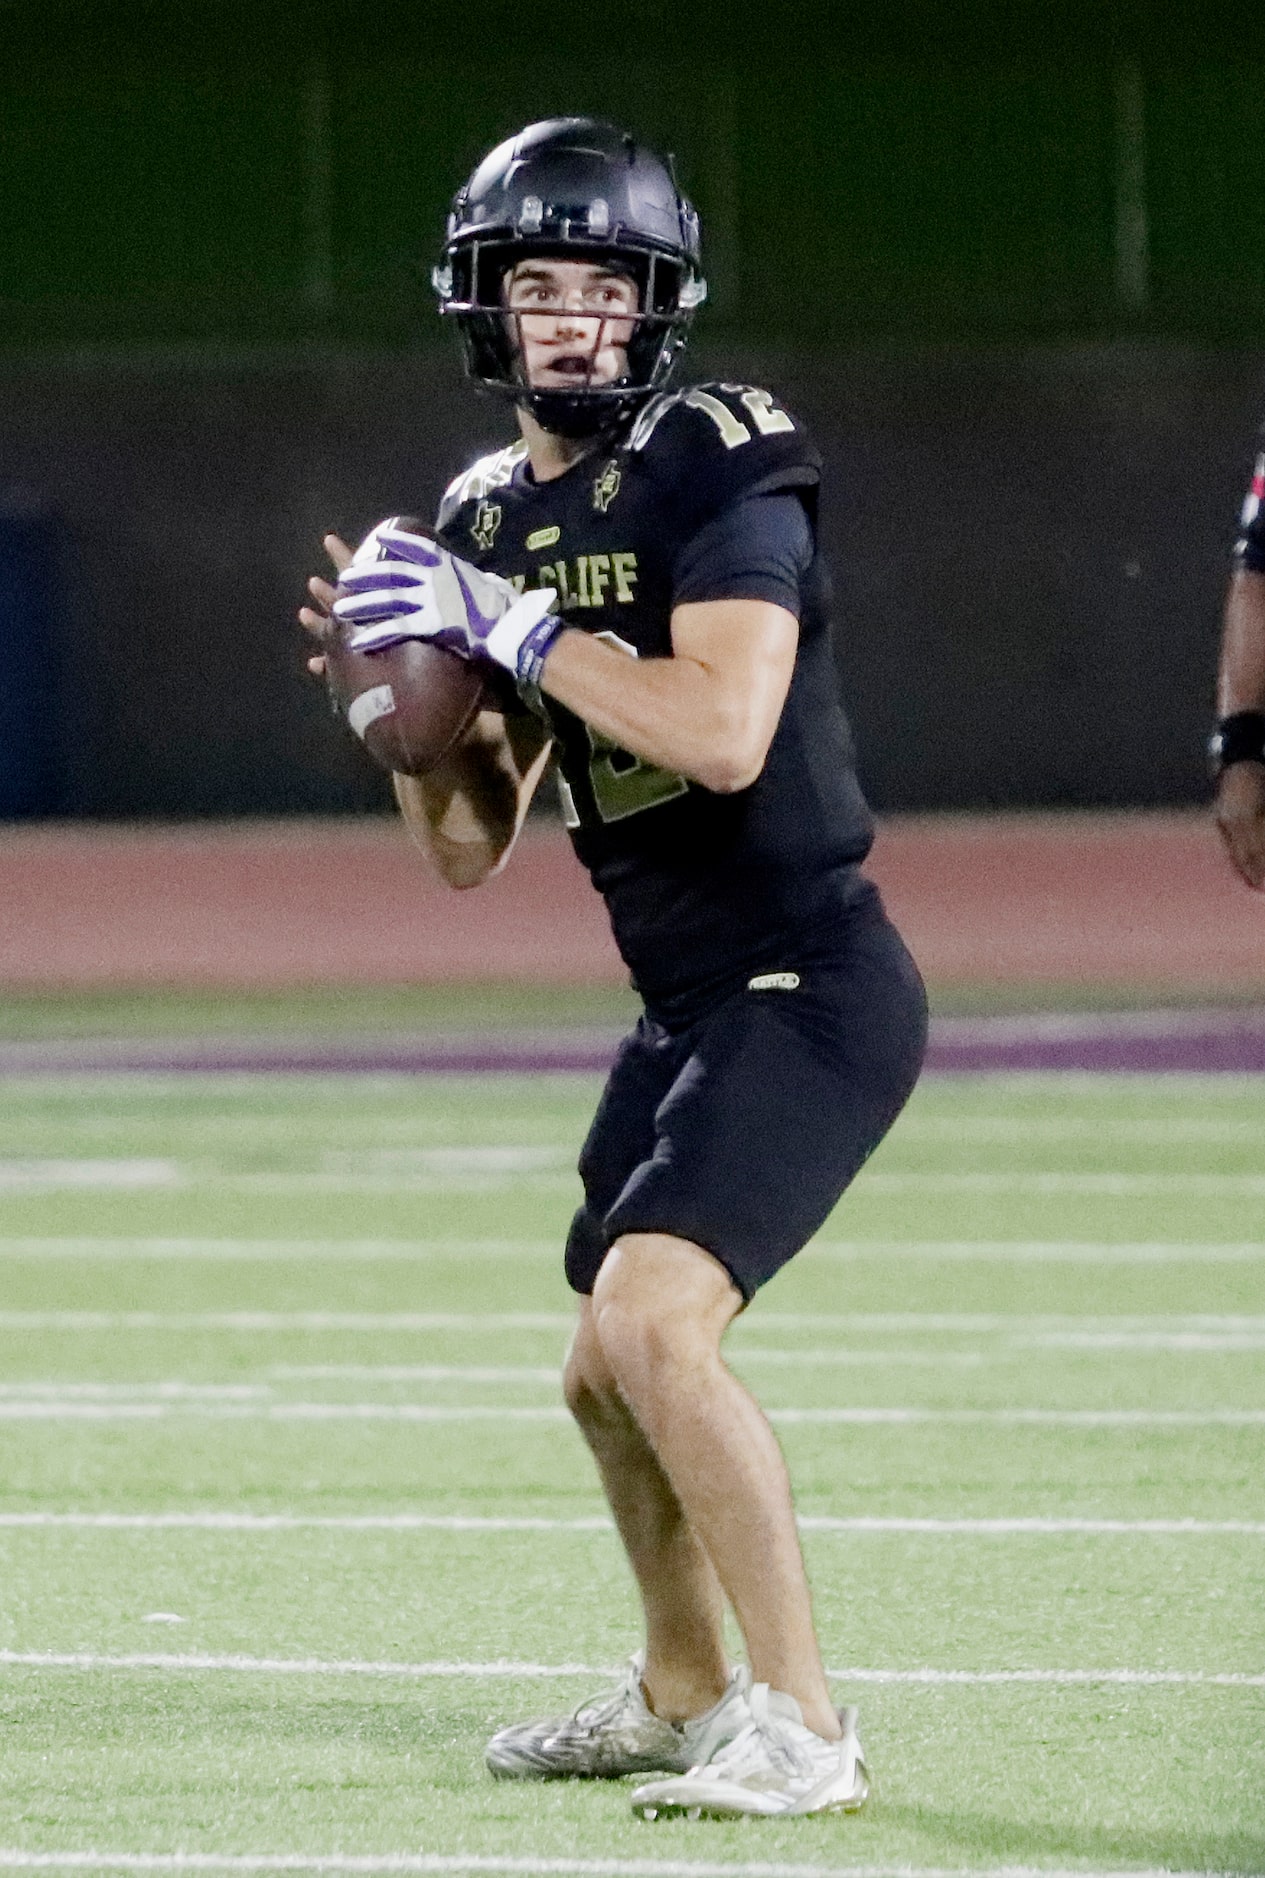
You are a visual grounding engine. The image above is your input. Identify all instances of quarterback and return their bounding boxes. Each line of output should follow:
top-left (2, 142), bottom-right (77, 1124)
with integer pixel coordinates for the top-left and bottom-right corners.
top-left (301, 118), bottom-right (927, 1819)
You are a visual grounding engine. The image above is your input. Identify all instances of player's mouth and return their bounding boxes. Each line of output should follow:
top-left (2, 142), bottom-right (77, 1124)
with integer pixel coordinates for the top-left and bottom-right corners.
top-left (544, 352), bottom-right (599, 380)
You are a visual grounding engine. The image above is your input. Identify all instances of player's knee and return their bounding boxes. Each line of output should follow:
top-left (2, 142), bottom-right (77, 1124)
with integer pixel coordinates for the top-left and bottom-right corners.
top-left (590, 1251), bottom-right (719, 1393)
top-left (561, 1326), bottom-right (625, 1430)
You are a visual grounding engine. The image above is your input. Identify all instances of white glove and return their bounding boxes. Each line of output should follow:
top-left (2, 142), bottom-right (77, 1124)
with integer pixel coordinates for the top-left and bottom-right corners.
top-left (332, 520), bottom-right (562, 689)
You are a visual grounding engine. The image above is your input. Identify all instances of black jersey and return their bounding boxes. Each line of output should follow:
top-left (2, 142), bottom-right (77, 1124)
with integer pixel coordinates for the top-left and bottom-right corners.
top-left (436, 382), bottom-right (875, 1022)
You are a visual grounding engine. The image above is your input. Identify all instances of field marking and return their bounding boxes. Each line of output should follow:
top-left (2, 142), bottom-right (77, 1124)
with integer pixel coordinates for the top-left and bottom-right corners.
top-left (864, 1172), bottom-right (1265, 1195)
top-left (272, 1365), bottom-right (562, 1383)
top-left (5, 1310), bottom-right (1265, 1333)
top-left (22, 1164), bottom-right (1252, 1199)
top-left (0, 1384), bottom-right (267, 1400)
top-left (4, 1237), bottom-right (1263, 1263)
top-left (0, 1400), bottom-right (1261, 1427)
top-left (0, 1855), bottom-right (1241, 1878)
top-left (0, 1312), bottom-right (576, 1331)
top-left (0, 1160), bottom-right (182, 1192)
top-left (814, 1241), bottom-right (1265, 1263)
top-left (1, 1650), bottom-right (1261, 1689)
top-left (0, 1239), bottom-right (560, 1261)
top-left (897, 1113), bottom-right (1265, 1142)
top-left (1, 1513), bottom-right (1261, 1535)
top-left (279, 1355), bottom-right (991, 1374)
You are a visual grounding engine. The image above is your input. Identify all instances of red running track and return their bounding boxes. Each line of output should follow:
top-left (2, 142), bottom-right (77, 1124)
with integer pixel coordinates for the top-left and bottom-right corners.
top-left (1, 810), bottom-right (1261, 993)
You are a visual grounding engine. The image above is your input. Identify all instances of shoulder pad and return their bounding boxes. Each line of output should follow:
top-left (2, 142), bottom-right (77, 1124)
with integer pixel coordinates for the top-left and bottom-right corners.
top-left (438, 439), bottom-right (529, 528)
top-left (625, 382), bottom-right (819, 529)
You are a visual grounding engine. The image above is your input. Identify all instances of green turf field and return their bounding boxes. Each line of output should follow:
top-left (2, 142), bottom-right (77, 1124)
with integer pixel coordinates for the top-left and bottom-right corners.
top-left (1, 1070), bottom-right (1262, 1876)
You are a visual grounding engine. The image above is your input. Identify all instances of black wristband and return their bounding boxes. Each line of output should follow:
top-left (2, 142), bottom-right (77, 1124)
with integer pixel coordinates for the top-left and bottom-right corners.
top-left (1209, 711), bottom-right (1265, 776)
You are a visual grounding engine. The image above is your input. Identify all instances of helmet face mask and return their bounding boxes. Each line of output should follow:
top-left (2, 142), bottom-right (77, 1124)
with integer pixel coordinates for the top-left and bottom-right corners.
top-left (433, 118), bottom-right (706, 438)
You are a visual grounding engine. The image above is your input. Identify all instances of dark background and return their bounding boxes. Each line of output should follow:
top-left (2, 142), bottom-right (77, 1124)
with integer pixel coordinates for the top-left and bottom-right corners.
top-left (3, 0), bottom-right (1262, 815)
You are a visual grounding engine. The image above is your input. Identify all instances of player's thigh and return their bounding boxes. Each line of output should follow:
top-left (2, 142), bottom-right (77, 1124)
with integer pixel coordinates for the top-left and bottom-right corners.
top-left (565, 1017), bottom-right (685, 1294)
top-left (603, 914), bottom-right (927, 1299)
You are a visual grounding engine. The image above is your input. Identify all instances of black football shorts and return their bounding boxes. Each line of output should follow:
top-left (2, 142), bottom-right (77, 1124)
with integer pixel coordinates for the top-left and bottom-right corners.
top-left (564, 885), bottom-right (928, 1302)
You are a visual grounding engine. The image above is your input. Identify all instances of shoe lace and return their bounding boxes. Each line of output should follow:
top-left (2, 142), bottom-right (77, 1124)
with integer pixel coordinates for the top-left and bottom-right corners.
top-left (570, 1667), bottom-right (645, 1734)
top-left (702, 1706), bottom-right (816, 1781)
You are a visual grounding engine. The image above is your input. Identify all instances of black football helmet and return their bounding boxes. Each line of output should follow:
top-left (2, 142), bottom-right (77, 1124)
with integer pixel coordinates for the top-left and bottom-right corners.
top-left (433, 117), bottom-right (706, 438)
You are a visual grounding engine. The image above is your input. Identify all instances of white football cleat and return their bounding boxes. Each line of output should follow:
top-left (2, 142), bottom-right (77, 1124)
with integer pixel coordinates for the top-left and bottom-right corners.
top-left (630, 1686), bottom-right (869, 1819)
top-left (485, 1656), bottom-right (750, 1780)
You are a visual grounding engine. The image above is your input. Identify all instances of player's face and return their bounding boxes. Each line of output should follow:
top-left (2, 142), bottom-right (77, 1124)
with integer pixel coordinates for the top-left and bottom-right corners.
top-left (504, 258), bottom-right (639, 391)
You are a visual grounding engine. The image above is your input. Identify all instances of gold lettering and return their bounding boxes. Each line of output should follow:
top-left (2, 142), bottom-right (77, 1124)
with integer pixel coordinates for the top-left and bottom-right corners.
top-left (508, 574), bottom-right (526, 595)
top-left (549, 561), bottom-right (572, 606)
top-left (611, 552), bottom-right (637, 603)
top-left (588, 554), bottom-right (611, 607)
top-left (575, 556), bottom-right (592, 608)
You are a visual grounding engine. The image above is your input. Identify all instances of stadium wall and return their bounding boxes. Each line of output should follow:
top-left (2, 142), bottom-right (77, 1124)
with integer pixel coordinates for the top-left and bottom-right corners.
top-left (0, 342), bottom-right (1256, 817)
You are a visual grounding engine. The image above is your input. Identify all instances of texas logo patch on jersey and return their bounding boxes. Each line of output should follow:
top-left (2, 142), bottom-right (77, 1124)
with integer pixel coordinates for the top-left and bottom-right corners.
top-left (592, 462), bottom-right (622, 513)
top-left (471, 501), bottom-right (502, 550)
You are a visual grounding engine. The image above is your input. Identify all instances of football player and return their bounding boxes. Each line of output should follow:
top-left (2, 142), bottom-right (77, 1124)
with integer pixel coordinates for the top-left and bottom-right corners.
top-left (1213, 444), bottom-right (1265, 889)
top-left (300, 118), bottom-right (927, 1819)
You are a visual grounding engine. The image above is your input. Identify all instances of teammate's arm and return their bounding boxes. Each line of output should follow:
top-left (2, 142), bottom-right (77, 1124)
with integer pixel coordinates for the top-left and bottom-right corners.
top-left (1213, 567), bottom-right (1265, 890)
top-left (301, 534), bottom-right (553, 890)
top-left (538, 601), bottom-right (798, 795)
top-left (1208, 567), bottom-right (1261, 890)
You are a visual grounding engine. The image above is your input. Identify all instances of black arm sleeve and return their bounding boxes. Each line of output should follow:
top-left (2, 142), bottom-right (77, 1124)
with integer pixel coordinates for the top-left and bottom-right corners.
top-left (671, 491), bottom-right (814, 616)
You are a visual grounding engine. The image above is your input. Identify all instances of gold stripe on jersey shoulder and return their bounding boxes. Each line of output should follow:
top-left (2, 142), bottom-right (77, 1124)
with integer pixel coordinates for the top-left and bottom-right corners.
top-left (443, 439), bottom-right (529, 509)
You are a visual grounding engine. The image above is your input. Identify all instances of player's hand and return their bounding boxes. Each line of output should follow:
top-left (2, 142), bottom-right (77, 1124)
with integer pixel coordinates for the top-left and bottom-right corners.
top-left (298, 534), bottom-right (354, 678)
top-left (330, 522), bottom-right (561, 686)
top-left (1214, 761), bottom-right (1265, 890)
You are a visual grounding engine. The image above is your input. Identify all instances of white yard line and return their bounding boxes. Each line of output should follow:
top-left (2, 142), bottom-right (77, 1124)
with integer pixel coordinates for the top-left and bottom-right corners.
top-left (0, 1650), bottom-right (1260, 1688)
top-left (0, 1240), bottom-right (559, 1260)
top-left (812, 1241), bottom-right (1265, 1262)
top-left (863, 1172), bottom-right (1265, 1194)
top-left (0, 1313), bottom-right (576, 1331)
top-left (4, 1238), bottom-right (1263, 1263)
top-left (0, 1161), bottom-right (182, 1193)
top-left (0, 1384), bottom-right (267, 1400)
top-left (0, 1401), bottom-right (1261, 1427)
top-left (0, 1513), bottom-right (1259, 1535)
top-left (897, 1114), bottom-right (1265, 1142)
top-left (4, 1310), bottom-right (1264, 1332)
top-left (0, 1853), bottom-right (1238, 1878)
top-left (271, 1366), bottom-right (562, 1383)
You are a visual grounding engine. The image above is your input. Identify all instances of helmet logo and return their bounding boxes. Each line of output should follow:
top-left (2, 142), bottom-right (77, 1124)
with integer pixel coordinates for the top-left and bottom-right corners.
top-left (592, 462), bottom-right (622, 513)
top-left (471, 501), bottom-right (502, 550)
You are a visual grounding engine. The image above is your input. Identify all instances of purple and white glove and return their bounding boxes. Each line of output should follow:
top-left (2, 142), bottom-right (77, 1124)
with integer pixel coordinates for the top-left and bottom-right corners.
top-left (332, 520), bottom-right (563, 690)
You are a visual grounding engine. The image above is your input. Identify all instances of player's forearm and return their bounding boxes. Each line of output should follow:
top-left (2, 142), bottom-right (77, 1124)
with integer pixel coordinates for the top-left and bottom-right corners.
top-left (539, 619), bottom-right (783, 795)
top-left (393, 712), bottom-right (550, 889)
top-left (1217, 569), bottom-right (1265, 715)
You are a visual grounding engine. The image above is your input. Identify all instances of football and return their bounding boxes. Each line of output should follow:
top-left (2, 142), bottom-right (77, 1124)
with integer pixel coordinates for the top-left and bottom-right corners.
top-left (324, 631), bottom-right (488, 777)
top-left (322, 516), bottom-right (489, 777)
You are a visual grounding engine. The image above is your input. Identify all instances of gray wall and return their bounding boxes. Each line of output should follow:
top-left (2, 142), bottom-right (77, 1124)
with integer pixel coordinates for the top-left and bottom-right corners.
top-left (1, 341), bottom-right (1257, 817)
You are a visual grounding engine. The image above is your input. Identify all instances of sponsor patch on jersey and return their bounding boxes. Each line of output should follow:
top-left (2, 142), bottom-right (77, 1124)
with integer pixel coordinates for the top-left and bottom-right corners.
top-left (748, 971), bottom-right (800, 992)
top-left (526, 525), bottom-right (561, 551)
top-left (471, 501), bottom-right (502, 550)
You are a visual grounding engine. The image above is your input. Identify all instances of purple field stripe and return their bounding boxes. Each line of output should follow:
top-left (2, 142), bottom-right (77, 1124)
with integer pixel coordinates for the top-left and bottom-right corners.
top-left (2, 1011), bottom-right (1265, 1075)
